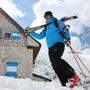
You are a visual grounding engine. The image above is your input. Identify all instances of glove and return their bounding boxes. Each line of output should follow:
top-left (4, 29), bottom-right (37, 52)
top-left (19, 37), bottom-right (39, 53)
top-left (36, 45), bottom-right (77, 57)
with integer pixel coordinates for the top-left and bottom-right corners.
top-left (61, 17), bottom-right (69, 21)
top-left (65, 39), bottom-right (71, 47)
top-left (23, 29), bottom-right (28, 35)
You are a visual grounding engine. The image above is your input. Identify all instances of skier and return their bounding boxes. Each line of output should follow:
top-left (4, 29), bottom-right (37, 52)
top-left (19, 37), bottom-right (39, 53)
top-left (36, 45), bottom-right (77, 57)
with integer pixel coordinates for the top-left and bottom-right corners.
top-left (28, 11), bottom-right (80, 88)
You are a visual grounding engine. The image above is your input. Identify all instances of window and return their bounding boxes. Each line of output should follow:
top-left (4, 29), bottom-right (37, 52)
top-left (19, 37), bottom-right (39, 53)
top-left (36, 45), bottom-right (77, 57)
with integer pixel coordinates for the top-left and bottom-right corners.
top-left (10, 33), bottom-right (21, 40)
top-left (10, 31), bottom-right (22, 40)
top-left (4, 33), bottom-right (11, 38)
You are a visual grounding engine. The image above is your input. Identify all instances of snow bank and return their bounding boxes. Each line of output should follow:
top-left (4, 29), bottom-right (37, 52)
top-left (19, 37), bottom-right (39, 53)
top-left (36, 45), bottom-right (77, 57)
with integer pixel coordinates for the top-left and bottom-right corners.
top-left (0, 87), bottom-right (13, 90)
top-left (34, 47), bottom-right (90, 79)
top-left (0, 76), bottom-right (85, 90)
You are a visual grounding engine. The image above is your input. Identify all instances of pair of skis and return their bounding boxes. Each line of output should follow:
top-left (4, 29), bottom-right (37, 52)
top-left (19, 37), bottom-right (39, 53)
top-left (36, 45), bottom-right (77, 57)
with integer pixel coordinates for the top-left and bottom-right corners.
top-left (24, 15), bottom-right (78, 33)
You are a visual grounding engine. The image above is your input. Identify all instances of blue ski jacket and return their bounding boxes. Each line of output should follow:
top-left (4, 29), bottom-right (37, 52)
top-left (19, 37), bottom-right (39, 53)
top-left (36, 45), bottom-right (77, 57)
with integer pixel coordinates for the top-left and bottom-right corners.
top-left (28, 17), bottom-right (71, 48)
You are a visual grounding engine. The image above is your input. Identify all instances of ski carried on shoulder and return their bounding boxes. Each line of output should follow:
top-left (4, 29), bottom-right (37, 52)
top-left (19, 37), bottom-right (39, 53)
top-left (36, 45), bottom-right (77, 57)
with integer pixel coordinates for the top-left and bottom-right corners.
top-left (24, 15), bottom-right (78, 33)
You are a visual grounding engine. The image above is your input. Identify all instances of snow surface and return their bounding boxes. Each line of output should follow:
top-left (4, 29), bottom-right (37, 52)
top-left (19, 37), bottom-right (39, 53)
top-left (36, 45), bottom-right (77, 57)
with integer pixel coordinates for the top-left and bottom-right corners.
top-left (31, 44), bottom-right (90, 90)
top-left (33, 45), bottom-right (90, 80)
top-left (0, 76), bottom-right (86, 90)
top-left (1, 46), bottom-right (90, 90)
top-left (0, 34), bottom-right (89, 90)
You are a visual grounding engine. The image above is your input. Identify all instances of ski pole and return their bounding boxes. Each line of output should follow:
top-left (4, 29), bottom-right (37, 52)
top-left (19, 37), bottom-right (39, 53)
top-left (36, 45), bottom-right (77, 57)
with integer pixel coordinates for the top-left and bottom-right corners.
top-left (69, 45), bottom-right (86, 78)
top-left (69, 46), bottom-right (90, 75)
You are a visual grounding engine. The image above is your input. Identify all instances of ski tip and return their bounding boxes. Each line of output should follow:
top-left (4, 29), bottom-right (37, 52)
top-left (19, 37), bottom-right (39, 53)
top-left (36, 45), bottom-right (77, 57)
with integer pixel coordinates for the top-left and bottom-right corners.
top-left (73, 15), bottom-right (78, 19)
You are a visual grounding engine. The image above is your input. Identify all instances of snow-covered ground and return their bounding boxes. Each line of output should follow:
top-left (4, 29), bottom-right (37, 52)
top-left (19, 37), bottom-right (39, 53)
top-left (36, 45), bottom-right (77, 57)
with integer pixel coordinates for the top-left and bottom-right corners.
top-left (33, 44), bottom-right (90, 90)
top-left (0, 47), bottom-right (90, 90)
top-left (0, 39), bottom-right (90, 90)
top-left (0, 76), bottom-right (86, 90)
top-left (0, 41), bottom-right (89, 90)
top-left (33, 44), bottom-right (90, 80)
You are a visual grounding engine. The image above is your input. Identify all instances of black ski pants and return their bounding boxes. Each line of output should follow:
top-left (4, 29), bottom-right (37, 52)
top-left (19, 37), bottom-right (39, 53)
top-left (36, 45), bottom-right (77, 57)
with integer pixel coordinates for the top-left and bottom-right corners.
top-left (48, 42), bottom-right (75, 86)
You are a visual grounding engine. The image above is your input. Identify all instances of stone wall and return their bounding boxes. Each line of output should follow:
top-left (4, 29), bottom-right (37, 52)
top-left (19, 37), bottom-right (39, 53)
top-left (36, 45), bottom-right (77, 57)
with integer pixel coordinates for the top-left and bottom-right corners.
top-left (0, 10), bottom-right (33, 78)
top-left (0, 46), bottom-right (33, 78)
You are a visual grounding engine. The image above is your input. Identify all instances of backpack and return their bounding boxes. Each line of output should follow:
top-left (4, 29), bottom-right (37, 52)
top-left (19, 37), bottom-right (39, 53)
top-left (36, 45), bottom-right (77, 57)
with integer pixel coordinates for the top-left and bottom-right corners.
top-left (45, 19), bottom-right (70, 39)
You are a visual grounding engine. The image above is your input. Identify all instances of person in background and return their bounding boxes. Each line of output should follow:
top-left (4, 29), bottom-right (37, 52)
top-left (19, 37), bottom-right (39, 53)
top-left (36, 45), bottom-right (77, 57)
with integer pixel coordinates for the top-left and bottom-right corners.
top-left (28, 11), bottom-right (80, 88)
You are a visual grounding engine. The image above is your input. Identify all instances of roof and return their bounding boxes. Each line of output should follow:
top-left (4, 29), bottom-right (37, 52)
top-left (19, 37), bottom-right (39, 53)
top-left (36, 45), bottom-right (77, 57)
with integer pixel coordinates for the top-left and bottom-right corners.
top-left (0, 8), bottom-right (24, 34)
top-left (27, 45), bottom-right (41, 64)
top-left (0, 8), bottom-right (41, 63)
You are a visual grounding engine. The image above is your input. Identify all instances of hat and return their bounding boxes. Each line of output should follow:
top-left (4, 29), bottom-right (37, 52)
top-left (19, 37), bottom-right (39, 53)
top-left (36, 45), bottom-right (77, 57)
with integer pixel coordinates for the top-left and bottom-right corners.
top-left (44, 11), bottom-right (53, 17)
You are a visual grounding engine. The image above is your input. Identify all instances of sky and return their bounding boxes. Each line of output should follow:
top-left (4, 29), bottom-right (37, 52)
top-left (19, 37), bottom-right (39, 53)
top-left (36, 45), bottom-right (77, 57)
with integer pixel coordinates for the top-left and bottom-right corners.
top-left (12, 0), bottom-right (39, 28)
top-left (0, 0), bottom-right (90, 29)
top-left (0, 0), bottom-right (90, 50)
top-left (29, 0), bottom-right (90, 63)
top-left (0, 0), bottom-right (39, 28)
top-left (31, 0), bottom-right (90, 48)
